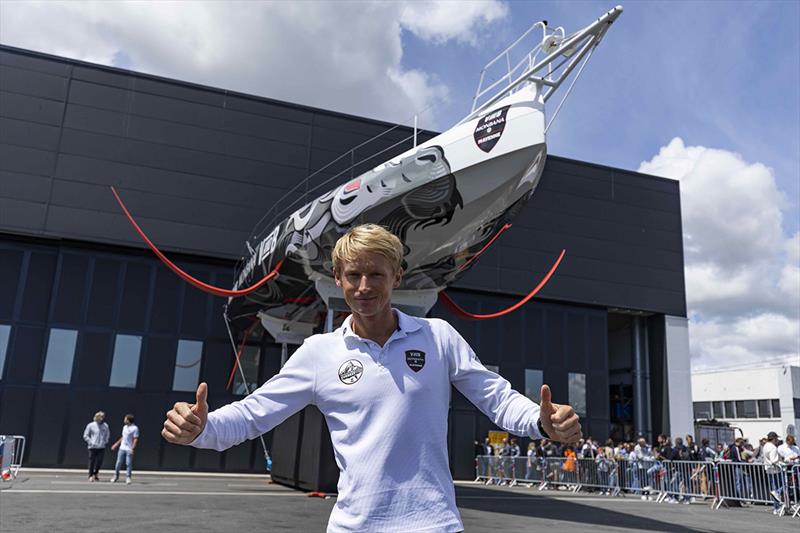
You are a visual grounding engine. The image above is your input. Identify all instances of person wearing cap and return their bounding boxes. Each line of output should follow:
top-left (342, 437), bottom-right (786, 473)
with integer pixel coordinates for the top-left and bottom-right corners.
top-left (83, 411), bottom-right (110, 482)
top-left (762, 431), bottom-right (785, 513)
top-left (161, 224), bottom-right (583, 533)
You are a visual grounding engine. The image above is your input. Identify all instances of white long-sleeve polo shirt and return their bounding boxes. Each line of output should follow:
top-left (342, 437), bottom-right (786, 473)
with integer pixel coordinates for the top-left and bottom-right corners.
top-left (192, 309), bottom-right (543, 532)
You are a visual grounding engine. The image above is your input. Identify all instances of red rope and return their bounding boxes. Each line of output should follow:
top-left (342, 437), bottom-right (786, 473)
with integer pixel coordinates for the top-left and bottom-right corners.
top-left (111, 186), bottom-right (283, 298)
top-left (226, 320), bottom-right (259, 391)
top-left (438, 249), bottom-right (566, 320)
top-left (457, 223), bottom-right (512, 272)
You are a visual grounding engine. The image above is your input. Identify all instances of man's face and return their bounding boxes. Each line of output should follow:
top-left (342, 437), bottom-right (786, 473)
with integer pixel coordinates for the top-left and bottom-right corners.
top-left (95, 415), bottom-right (103, 423)
top-left (335, 251), bottom-right (401, 319)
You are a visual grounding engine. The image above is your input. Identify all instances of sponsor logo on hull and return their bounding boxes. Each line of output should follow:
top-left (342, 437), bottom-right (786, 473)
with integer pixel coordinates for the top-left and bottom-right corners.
top-left (474, 106), bottom-right (510, 153)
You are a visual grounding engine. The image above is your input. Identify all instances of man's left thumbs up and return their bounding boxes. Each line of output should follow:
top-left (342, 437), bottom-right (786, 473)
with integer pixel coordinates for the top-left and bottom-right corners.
top-left (538, 384), bottom-right (582, 444)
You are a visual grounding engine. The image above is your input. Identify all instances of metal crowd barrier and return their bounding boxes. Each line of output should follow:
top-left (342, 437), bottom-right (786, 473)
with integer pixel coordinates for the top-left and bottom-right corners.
top-left (475, 455), bottom-right (546, 487)
top-left (715, 460), bottom-right (791, 513)
top-left (786, 464), bottom-right (800, 517)
top-left (474, 454), bottom-right (799, 518)
top-left (0, 435), bottom-right (26, 482)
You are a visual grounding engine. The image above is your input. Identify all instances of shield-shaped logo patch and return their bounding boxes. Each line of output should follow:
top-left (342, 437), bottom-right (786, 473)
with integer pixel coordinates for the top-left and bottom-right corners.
top-left (473, 105), bottom-right (510, 153)
top-left (405, 350), bottom-right (426, 372)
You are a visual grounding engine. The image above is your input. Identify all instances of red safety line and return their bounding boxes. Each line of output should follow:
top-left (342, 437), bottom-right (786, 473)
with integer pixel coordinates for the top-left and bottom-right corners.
top-left (439, 249), bottom-right (566, 320)
top-left (226, 320), bottom-right (259, 391)
top-left (111, 187), bottom-right (283, 297)
top-left (457, 223), bottom-right (512, 272)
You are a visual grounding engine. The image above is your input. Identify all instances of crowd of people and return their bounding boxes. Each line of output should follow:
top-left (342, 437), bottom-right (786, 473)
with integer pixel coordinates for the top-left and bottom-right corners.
top-left (475, 431), bottom-right (800, 513)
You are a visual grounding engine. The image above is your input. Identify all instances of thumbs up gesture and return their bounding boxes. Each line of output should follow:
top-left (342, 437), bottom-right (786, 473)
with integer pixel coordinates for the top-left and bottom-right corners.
top-left (162, 382), bottom-right (209, 445)
top-left (539, 384), bottom-right (582, 444)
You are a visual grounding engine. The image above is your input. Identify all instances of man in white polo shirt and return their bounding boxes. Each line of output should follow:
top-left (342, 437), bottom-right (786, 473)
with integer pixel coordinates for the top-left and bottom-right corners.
top-left (162, 224), bottom-right (582, 532)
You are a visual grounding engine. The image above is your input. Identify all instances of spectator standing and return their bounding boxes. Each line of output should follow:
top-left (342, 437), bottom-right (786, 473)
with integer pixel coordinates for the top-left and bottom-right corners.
top-left (509, 438), bottom-right (521, 483)
top-left (110, 414), bottom-right (139, 484)
top-left (685, 435), bottom-right (699, 461)
top-left (83, 411), bottom-right (110, 482)
top-left (498, 437), bottom-right (511, 485)
top-left (700, 438), bottom-right (714, 460)
top-left (778, 435), bottom-right (799, 463)
top-left (542, 438), bottom-right (559, 486)
top-left (478, 437), bottom-right (493, 481)
top-left (595, 440), bottom-right (613, 495)
top-left (670, 437), bottom-right (690, 503)
top-left (632, 437), bottom-right (652, 499)
top-left (763, 431), bottom-right (785, 514)
top-left (561, 445), bottom-right (577, 485)
top-left (715, 443), bottom-right (725, 460)
top-left (581, 437), bottom-right (598, 460)
top-left (525, 442), bottom-right (539, 483)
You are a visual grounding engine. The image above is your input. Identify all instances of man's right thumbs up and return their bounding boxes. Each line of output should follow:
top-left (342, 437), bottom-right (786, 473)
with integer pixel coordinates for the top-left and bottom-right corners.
top-left (162, 382), bottom-right (209, 445)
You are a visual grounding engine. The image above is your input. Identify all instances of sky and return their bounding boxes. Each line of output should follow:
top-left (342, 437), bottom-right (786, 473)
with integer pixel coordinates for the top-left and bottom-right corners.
top-left (1, 0), bottom-right (798, 372)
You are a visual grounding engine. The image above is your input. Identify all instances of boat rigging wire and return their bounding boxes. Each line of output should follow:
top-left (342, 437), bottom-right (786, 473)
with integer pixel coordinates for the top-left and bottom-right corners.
top-left (226, 318), bottom-right (260, 391)
top-left (223, 314), bottom-right (270, 465)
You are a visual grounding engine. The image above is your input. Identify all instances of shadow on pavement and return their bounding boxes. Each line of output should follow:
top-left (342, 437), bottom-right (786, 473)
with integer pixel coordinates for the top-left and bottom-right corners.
top-left (455, 485), bottom-right (707, 533)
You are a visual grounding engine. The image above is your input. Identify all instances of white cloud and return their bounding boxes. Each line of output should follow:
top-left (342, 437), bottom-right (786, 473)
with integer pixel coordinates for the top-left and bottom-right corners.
top-left (639, 137), bottom-right (799, 370)
top-left (0, 0), bottom-right (507, 129)
top-left (400, 0), bottom-right (509, 45)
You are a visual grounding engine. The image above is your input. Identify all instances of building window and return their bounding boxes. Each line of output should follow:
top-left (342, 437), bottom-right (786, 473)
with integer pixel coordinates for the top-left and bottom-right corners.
top-left (757, 399), bottom-right (771, 418)
top-left (774, 399), bottom-right (782, 418)
top-left (232, 345), bottom-right (260, 395)
top-left (42, 329), bottom-right (78, 383)
top-left (524, 369), bottom-right (543, 403)
top-left (712, 401), bottom-right (724, 418)
top-left (173, 340), bottom-right (203, 392)
top-left (568, 372), bottom-right (586, 417)
top-left (735, 400), bottom-right (756, 418)
top-left (108, 335), bottom-right (142, 388)
top-left (693, 401), bottom-right (712, 420)
top-left (0, 324), bottom-right (9, 379)
top-left (724, 401), bottom-right (735, 419)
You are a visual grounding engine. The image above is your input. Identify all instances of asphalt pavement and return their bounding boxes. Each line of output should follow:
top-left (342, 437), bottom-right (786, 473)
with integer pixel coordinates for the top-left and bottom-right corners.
top-left (1, 470), bottom-right (796, 532)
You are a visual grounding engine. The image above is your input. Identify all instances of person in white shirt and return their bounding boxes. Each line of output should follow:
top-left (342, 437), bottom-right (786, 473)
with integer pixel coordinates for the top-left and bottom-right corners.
top-left (162, 224), bottom-right (583, 533)
top-left (777, 435), bottom-right (799, 463)
top-left (83, 411), bottom-right (110, 482)
top-left (111, 414), bottom-right (139, 484)
top-left (762, 431), bottom-right (785, 513)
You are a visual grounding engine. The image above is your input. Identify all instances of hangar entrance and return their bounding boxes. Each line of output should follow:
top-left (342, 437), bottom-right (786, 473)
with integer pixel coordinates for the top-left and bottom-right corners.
top-left (607, 311), bottom-right (660, 443)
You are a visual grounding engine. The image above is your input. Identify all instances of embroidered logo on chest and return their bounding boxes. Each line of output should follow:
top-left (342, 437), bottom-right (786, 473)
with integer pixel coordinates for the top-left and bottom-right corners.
top-left (405, 350), bottom-right (426, 372)
top-left (338, 359), bottom-right (364, 385)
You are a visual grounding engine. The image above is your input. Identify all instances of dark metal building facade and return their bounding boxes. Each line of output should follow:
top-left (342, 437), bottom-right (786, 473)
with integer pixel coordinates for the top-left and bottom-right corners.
top-left (0, 46), bottom-right (689, 478)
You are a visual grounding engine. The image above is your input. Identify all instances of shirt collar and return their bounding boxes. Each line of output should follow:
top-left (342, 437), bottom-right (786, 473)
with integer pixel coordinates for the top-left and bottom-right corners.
top-left (341, 308), bottom-right (422, 341)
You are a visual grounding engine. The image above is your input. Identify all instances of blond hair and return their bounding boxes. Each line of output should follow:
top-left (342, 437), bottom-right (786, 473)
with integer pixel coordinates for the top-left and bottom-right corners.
top-left (332, 224), bottom-right (403, 273)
